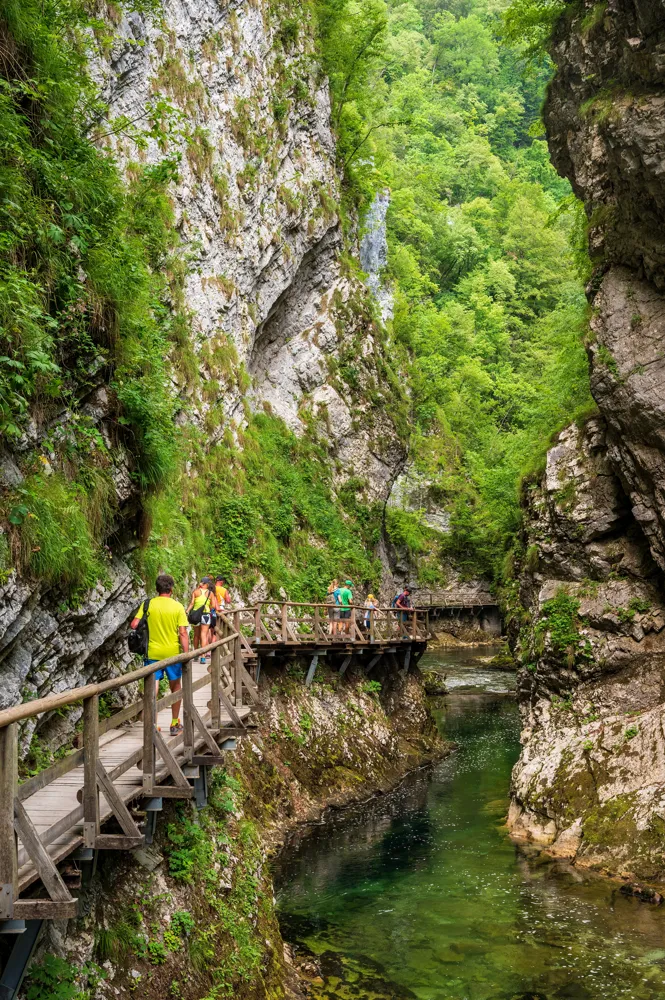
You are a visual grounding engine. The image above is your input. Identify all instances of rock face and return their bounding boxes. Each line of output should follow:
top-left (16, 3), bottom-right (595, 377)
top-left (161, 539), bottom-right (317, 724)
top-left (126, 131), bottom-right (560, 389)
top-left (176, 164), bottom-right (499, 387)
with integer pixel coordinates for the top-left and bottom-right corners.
top-left (510, 2), bottom-right (665, 876)
top-left (0, 1), bottom-right (407, 729)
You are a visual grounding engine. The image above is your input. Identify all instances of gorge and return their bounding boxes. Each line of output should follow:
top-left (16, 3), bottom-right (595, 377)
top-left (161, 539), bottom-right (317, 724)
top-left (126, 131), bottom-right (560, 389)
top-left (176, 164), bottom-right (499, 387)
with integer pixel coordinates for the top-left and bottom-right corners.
top-left (2, 0), bottom-right (665, 997)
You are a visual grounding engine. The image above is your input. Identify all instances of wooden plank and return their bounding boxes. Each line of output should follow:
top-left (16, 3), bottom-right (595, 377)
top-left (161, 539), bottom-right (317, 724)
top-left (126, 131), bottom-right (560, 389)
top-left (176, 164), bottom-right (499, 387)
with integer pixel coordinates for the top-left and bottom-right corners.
top-left (95, 762), bottom-right (143, 840)
top-left (18, 748), bottom-right (85, 801)
top-left (153, 729), bottom-right (190, 789)
top-left (150, 786), bottom-right (193, 799)
top-left (83, 694), bottom-right (99, 849)
top-left (0, 723), bottom-right (17, 918)
top-left (211, 645), bottom-right (221, 729)
top-left (14, 899), bottom-right (78, 920)
top-left (142, 672), bottom-right (155, 793)
top-left (237, 661), bottom-right (259, 703)
top-left (182, 661), bottom-right (195, 756)
top-left (234, 635), bottom-right (243, 708)
top-left (14, 801), bottom-right (73, 903)
top-left (191, 706), bottom-right (222, 756)
top-left (94, 835), bottom-right (144, 851)
top-left (191, 755), bottom-right (227, 767)
top-left (219, 685), bottom-right (245, 729)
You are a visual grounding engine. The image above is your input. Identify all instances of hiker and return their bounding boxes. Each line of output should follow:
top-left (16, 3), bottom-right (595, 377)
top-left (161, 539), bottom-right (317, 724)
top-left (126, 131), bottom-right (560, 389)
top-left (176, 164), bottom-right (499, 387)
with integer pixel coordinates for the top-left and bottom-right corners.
top-left (187, 576), bottom-right (219, 661)
top-left (363, 593), bottom-right (378, 633)
top-left (212, 576), bottom-right (231, 634)
top-left (326, 579), bottom-right (339, 635)
top-left (395, 587), bottom-right (412, 628)
top-left (130, 574), bottom-right (190, 736)
top-left (338, 580), bottom-right (354, 635)
top-left (215, 576), bottom-right (232, 609)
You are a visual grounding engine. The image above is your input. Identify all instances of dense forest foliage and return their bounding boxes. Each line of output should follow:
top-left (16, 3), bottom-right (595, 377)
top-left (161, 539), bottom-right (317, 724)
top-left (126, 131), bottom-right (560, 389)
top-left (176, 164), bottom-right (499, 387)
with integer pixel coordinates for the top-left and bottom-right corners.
top-left (0, 0), bottom-right (590, 599)
top-left (315, 0), bottom-right (593, 578)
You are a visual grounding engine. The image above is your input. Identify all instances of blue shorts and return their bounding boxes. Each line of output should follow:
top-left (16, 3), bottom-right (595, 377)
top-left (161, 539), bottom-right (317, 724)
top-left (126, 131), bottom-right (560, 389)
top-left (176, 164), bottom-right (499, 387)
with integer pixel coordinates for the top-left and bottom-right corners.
top-left (146, 659), bottom-right (182, 682)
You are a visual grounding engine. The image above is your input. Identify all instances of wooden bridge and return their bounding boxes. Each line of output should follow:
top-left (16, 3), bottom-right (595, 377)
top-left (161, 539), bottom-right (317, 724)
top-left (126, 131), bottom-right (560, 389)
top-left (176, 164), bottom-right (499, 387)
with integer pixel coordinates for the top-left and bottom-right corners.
top-left (0, 602), bottom-right (429, 943)
top-left (413, 592), bottom-right (501, 634)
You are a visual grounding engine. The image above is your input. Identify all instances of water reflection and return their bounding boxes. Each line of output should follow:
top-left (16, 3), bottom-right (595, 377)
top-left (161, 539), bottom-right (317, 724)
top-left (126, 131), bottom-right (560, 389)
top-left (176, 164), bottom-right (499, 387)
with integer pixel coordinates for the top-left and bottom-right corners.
top-left (274, 646), bottom-right (665, 1000)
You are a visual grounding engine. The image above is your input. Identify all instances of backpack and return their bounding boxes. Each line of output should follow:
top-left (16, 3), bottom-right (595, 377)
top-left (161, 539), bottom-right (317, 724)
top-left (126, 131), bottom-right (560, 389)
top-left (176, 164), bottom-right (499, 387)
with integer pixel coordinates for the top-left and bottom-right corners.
top-left (188, 588), bottom-right (211, 625)
top-left (391, 594), bottom-right (400, 607)
top-left (128, 599), bottom-right (150, 656)
top-left (333, 587), bottom-right (342, 605)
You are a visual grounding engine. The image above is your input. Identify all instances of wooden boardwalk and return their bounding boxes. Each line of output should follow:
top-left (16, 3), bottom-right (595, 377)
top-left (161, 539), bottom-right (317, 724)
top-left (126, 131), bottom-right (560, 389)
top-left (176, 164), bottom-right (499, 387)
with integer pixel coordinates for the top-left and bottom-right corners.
top-left (14, 659), bottom-right (251, 898)
top-left (0, 601), bottom-right (433, 927)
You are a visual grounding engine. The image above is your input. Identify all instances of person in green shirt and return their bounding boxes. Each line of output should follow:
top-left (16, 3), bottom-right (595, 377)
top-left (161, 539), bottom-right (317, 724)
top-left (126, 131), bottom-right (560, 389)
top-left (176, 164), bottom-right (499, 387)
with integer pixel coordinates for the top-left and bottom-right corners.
top-left (131, 574), bottom-right (190, 736)
top-left (338, 580), bottom-right (353, 635)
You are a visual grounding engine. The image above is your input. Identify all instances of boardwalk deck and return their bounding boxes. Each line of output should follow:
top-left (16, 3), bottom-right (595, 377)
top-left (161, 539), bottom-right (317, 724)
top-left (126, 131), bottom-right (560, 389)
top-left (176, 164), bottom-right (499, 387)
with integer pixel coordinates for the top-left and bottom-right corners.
top-left (15, 658), bottom-right (251, 895)
top-left (0, 601), bottom-right (438, 927)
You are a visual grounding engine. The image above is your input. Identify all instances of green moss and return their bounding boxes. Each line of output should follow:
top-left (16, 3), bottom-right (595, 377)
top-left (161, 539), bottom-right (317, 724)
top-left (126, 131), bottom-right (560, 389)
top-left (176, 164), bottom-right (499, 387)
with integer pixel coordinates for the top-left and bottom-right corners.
top-left (534, 587), bottom-right (592, 666)
top-left (0, 2), bottom-right (184, 594)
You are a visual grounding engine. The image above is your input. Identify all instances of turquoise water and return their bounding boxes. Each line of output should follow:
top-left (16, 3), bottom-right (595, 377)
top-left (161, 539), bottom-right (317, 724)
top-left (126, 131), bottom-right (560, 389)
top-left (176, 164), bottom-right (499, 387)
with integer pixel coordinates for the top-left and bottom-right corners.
top-left (274, 649), bottom-right (665, 1000)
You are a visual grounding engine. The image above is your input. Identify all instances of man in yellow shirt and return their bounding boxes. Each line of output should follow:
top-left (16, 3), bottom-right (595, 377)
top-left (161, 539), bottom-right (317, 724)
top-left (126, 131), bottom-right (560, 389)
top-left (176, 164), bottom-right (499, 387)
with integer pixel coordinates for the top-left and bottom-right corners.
top-left (131, 574), bottom-right (190, 736)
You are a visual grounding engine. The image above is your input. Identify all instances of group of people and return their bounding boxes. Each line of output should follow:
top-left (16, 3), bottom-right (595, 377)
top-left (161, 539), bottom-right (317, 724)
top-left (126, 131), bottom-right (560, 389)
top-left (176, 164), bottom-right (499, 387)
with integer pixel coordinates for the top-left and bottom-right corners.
top-left (130, 573), bottom-right (232, 737)
top-left (325, 580), bottom-right (412, 634)
top-left (130, 572), bottom-right (414, 736)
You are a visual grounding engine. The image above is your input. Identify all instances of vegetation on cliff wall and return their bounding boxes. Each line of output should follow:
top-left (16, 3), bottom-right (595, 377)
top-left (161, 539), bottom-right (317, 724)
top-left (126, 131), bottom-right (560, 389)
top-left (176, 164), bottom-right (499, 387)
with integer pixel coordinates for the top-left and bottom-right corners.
top-left (314, 0), bottom-right (593, 578)
top-left (0, 0), bottom-right (594, 602)
top-left (0, 0), bottom-right (402, 599)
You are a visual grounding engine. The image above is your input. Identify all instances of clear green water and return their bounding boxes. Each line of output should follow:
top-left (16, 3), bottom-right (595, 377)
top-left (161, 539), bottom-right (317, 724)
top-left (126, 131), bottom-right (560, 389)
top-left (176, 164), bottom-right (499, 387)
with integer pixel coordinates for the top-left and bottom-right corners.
top-left (274, 651), bottom-right (665, 1000)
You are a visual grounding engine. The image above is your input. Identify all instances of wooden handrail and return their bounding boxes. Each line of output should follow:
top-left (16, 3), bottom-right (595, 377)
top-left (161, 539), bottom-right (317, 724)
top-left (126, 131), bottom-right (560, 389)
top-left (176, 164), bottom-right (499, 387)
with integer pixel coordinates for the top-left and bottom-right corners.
top-left (0, 633), bottom-right (238, 730)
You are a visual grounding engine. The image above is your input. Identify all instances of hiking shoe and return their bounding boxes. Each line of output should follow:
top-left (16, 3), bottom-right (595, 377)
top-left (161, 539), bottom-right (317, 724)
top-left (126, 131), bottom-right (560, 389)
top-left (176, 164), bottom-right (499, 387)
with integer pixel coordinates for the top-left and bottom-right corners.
top-left (200, 655), bottom-right (207, 664)
top-left (169, 721), bottom-right (183, 736)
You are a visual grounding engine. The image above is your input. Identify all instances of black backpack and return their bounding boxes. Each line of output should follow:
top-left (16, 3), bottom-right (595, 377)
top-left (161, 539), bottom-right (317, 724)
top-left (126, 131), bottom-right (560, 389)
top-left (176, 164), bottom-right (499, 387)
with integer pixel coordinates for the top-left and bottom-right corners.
top-left (128, 599), bottom-right (150, 656)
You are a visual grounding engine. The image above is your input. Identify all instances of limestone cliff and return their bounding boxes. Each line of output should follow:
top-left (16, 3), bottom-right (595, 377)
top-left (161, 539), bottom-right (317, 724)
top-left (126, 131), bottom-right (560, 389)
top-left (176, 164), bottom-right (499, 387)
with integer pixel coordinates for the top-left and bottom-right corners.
top-left (508, 0), bottom-right (665, 880)
top-left (0, 0), bottom-right (406, 727)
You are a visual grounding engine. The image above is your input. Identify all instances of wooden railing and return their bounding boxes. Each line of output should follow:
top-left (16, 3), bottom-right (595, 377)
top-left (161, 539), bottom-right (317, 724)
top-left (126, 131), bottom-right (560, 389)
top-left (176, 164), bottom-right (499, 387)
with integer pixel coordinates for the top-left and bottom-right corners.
top-left (415, 591), bottom-right (497, 608)
top-left (0, 600), bottom-right (430, 923)
top-left (0, 626), bottom-right (257, 922)
top-left (221, 602), bottom-right (430, 645)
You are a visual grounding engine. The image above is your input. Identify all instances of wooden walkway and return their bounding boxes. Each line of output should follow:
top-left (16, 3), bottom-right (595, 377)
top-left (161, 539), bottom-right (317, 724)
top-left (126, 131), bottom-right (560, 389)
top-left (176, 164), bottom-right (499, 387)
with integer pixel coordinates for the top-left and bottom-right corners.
top-left (14, 659), bottom-right (251, 898)
top-left (0, 601), bottom-right (433, 927)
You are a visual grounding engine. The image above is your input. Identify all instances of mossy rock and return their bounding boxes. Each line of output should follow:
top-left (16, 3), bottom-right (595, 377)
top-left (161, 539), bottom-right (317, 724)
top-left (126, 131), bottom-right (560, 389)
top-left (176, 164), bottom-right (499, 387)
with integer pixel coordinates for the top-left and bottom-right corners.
top-left (421, 669), bottom-right (448, 695)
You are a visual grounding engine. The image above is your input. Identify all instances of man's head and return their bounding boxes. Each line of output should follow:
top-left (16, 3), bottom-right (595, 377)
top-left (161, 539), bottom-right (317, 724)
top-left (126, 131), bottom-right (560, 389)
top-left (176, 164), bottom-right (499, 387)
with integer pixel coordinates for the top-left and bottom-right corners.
top-left (216, 576), bottom-right (226, 585)
top-left (345, 580), bottom-right (353, 588)
top-left (404, 587), bottom-right (411, 595)
top-left (156, 573), bottom-right (175, 595)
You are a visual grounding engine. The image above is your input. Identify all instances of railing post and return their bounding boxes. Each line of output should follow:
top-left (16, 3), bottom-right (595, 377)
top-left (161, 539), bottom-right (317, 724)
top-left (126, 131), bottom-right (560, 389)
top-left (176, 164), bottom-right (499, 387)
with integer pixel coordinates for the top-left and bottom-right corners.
top-left (142, 673), bottom-right (155, 793)
top-left (182, 660), bottom-right (194, 759)
top-left (234, 634), bottom-right (243, 708)
top-left (0, 723), bottom-right (17, 919)
top-left (314, 604), bottom-right (320, 640)
top-left (83, 694), bottom-right (99, 848)
top-left (281, 602), bottom-right (288, 642)
top-left (211, 642), bottom-right (221, 730)
top-left (254, 606), bottom-right (261, 643)
top-left (411, 609), bottom-right (417, 640)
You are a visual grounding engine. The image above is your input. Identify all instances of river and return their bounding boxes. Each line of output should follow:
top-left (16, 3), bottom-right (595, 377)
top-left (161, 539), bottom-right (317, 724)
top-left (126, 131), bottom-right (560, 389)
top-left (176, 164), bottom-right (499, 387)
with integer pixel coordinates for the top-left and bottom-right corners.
top-left (274, 645), bottom-right (665, 1000)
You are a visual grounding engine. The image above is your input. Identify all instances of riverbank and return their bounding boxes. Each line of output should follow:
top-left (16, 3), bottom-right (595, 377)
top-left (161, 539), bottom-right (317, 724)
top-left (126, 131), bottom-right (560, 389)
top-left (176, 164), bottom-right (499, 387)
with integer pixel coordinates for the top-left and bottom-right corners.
top-left (22, 660), bottom-right (446, 1000)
